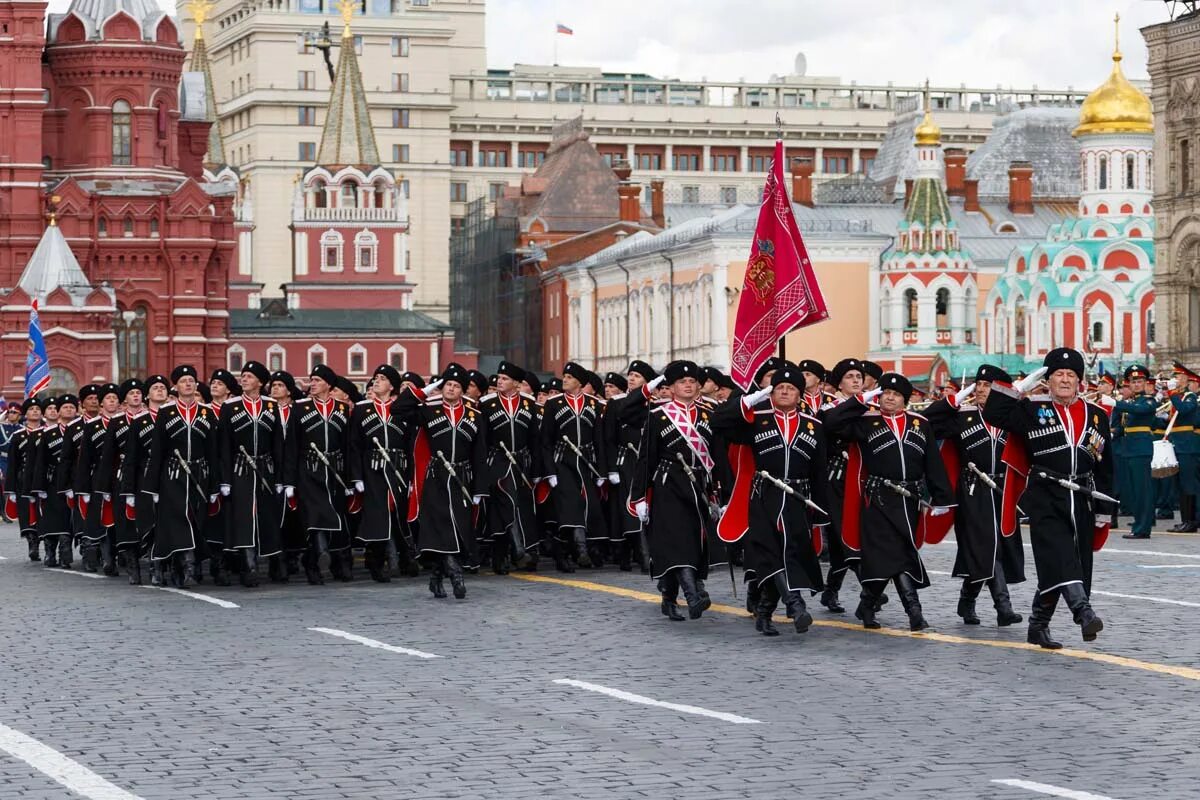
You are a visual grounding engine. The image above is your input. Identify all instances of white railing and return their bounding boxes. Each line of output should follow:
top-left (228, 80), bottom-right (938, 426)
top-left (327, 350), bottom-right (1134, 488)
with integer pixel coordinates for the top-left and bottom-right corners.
top-left (302, 207), bottom-right (408, 223)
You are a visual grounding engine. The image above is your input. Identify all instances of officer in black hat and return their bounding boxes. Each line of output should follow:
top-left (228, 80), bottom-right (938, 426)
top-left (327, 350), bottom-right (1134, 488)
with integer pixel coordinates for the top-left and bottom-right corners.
top-left (5, 399), bottom-right (43, 561)
top-left (603, 359), bottom-right (660, 572)
top-left (269, 370), bottom-right (305, 581)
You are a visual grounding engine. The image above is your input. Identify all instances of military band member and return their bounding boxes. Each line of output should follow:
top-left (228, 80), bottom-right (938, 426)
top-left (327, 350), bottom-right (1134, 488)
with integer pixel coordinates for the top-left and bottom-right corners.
top-left (33, 394), bottom-right (78, 569)
top-left (218, 361), bottom-right (285, 587)
top-left (982, 348), bottom-right (1112, 649)
top-left (396, 366), bottom-right (487, 599)
top-left (477, 361), bottom-right (540, 574)
top-left (713, 365), bottom-right (831, 636)
top-left (1168, 362), bottom-right (1200, 533)
top-left (1112, 364), bottom-right (1156, 540)
top-left (629, 360), bottom-right (725, 621)
top-left (285, 364), bottom-right (354, 585)
top-left (825, 373), bottom-right (954, 631)
top-left (5, 399), bottom-right (43, 561)
top-left (541, 361), bottom-right (608, 569)
top-left (922, 366), bottom-right (1025, 627)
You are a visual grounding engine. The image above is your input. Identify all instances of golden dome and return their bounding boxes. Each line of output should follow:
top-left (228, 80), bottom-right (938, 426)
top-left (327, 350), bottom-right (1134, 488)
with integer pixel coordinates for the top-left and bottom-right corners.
top-left (1074, 17), bottom-right (1152, 136)
top-left (914, 108), bottom-right (941, 146)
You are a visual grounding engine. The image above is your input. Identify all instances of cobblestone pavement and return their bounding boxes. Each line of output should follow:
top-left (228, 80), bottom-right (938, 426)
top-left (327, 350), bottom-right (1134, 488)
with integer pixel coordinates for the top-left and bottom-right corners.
top-left (1, 521), bottom-right (1199, 799)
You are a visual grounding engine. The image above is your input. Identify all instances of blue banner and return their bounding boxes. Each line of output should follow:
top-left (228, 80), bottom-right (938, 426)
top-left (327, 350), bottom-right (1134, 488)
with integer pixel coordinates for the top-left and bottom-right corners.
top-left (24, 302), bottom-right (50, 399)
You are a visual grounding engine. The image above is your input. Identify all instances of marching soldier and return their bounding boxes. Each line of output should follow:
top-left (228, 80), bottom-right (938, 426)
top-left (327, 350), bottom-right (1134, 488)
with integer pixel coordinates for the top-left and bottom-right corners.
top-left (285, 364), bottom-right (355, 585)
top-left (798, 359), bottom-right (833, 416)
top-left (982, 348), bottom-right (1113, 649)
top-left (63, 389), bottom-right (90, 566)
top-left (76, 383), bottom-right (120, 576)
top-left (142, 366), bottom-right (219, 588)
top-left (32, 394), bottom-right (78, 569)
top-left (5, 399), bottom-right (43, 561)
top-left (1112, 364), bottom-right (1156, 540)
top-left (122, 375), bottom-right (168, 584)
top-left (824, 373), bottom-right (954, 631)
top-left (269, 370), bottom-right (302, 582)
top-left (712, 365), bottom-right (831, 636)
top-left (540, 361), bottom-right (607, 569)
top-left (348, 364), bottom-right (416, 582)
top-left (1169, 362), bottom-right (1200, 533)
top-left (604, 360), bottom-right (657, 572)
top-left (395, 366), bottom-right (487, 599)
top-left (629, 360), bottom-right (725, 621)
top-left (218, 361), bottom-right (285, 587)
top-left (477, 361), bottom-right (540, 574)
top-left (922, 366), bottom-right (1025, 627)
top-left (819, 358), bottom-right (869, 614)
top-left (104, 379), bottom-right (150, 584)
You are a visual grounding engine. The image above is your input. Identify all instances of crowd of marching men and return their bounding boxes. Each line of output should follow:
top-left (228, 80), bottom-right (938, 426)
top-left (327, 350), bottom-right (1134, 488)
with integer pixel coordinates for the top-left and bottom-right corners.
top-left (0, 349), bottom-right (1147, 648)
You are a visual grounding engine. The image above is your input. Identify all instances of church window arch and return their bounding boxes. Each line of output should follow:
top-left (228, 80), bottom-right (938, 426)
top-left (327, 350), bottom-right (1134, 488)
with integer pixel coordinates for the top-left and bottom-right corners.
top-left (307, 344), bottom-right (327, 373)
top-left (388, 343), bottom-right (407, 371)
top-left (935, 287), bottom-right (950, 328)
top-left (1181, 239), bottom-right (1200, 348)
top-left (347, 343), bottom-right (367, 376)
top-left (123, 216), bottom-right (134, 237)
top-left (1125, 154), bottom-right (1136, 190)
top-left (112, 100), bottom-right (132, 166)
top-left (267, 344), bottom-right (286, 372)
top-left (227, 345), bottom-right (246, 373)
top-left (904, 288), bottom-right (918, 329)
top-left (1098, 154), bottom-right (1108, 190)
top-left (312, 179), bottom-right (328, 209)
top-left (354, 229), bottom-right (378, 272)
top-left (320, 230), bottom-right (344, 272)
top-left (340, 181), bottom-right (359, 208)
top-left (112, 304), bottom-right (148, 380)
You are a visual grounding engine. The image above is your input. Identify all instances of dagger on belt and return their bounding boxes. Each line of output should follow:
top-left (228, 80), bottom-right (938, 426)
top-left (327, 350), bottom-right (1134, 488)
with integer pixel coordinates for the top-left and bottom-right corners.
top-left (308, 441), bottom-right (351, 493)
top-left (560, 435), bottom-right (604, 481)
top-left (966, 462), bottom-right (1000, 495)
top-left (370, 436), bottom-right (409, 492)
top-left (1037, 471), bottom-right (1118, 504)
top-left (237, 444), bottom-right (275, 494)
top-left (755, 470), bottom-right (828, 517)
top-left (172, 448), bottom-right (212, 506)
top-left (435, 449), bottom-right (475, 506)
top-left (498, 440), bottom-right (534, 491)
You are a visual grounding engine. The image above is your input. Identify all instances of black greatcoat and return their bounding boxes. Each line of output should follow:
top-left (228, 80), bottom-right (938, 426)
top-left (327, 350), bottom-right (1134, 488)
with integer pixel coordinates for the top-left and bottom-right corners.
top-left (62, 418), bottom-right (86, 538)
top-left (32, 424), bottom-right (72, 538)
top-left (275, 403), bottom-right (305, 555)
top-left (629, 401), bottom-right (724, 580)
top-left (121, 409), bottom-right (160, 544)
top-left (539, 393), bottom-right (607, 539)
top-left (96, 413), bottom-right (139, 550)
top-left (605, 392), bottom-right (648, 543)
top-left (711, 398), bottom-right (831, 593)
top-left (394, 393), bottom-right (487, 564)
top-left (286, 397), bottom-right (353, 547)
top-left (982, 387), bottom-right (1113, 596)
top-left (824, 398), bottom-right (954, 588)
top-left (74, 416), bottom-right (112, 544)
top-left (142, 401), bottom-right (219, 559)
top-left (218, 396), bottom-right (284, 556)
top-left (820, 404), bottom-right (857, 579)
top-left (5, 427), bottom-right (38, 536)
top-left (922, 398), bottom-right (1025, 584)
top-left (477, 392), bottom-right (541, 553)
top-left (348, 398), bottom-right (412, 545)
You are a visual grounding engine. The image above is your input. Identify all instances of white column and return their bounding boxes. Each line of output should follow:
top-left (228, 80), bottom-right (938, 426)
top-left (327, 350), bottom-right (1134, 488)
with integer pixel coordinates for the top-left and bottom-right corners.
top-left (949, 288), bottom-right (965, 345)
top-left (394, 232), bottom-right (406, 275)
top-left (294, 231), bottom-right (308, 275)
top-left (867, 270), bottom-right (881, 350)
top-left (917, 294), bottom-right (937, 346)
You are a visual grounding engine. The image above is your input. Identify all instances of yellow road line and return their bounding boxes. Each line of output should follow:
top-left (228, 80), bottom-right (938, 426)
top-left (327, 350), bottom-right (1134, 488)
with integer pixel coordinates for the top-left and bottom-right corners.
top-left (511, 573), bottom-right (1200, 683)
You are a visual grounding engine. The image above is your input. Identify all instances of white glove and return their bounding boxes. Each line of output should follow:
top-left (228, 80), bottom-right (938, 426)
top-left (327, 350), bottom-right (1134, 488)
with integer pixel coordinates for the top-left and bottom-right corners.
top-left (36, 490), bottom-right (46, 499)
top-left (607, 472), bottom-right (620, 485)
top-left (595, 477), bottom-right (606, 487)
top-left (65, 489), bottom-right (74, 500)
top-left (862, 387), bottom-right (883, 402)
top-left (647, 375), bottom-right (666, 391)
top-left (345, 487), bottom-right (355, 497)
top-left (744, 386), bottom-right (772, 407)
top-left (219, 484), bottom-right (231, 496)
top-left (929, 506), bottom-right (951, 517)
top-left (1015, 366), bottom-right (1048, 394)
top-left (548, 475), bottom-right (558, 489)
top-left (102, 493), bottom-right (111, 502)
top-left (635, 500), bottom-right (649, 523)
top-left (1169, 378), bottom-right (1179, 391)
top-left (5, 492), bottom-right (13, 503)
top-left (954, 383), bottom-right (976, 405)
top-left (275, 484), bottom-right (284, 495)
top-left (208, 494), bottom-right (218, 504)
top-left (472, 495), bottom-right (484, 506)
top-left (125, 496), bottom-right (135, 508)
top-left (284, 486), bottom-right (295, 499)
top-left (354, 480), bottom-right (365, 493)
top-left (148, 493), bottom-right (159, 504)
top-left (425, 378), bottom-right (444, 392)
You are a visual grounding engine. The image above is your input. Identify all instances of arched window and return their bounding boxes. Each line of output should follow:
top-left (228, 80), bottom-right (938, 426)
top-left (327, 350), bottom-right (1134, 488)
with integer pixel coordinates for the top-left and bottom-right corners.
top-left (1014, 304), bottom-right (1026, 352)
top-left (904, 288), bottom-right (919, 329)
top-left (1147, 154), bottom-right (1153, 191)
top-left (97, 218), bottom-right (107, 237)
top-left (1098, 154), bottom-right (1108, 190)
top-left (123, 216), bottom-right (133, 237)
top-left (113, 305), bottom-right (148, 380)
top-left (307, 344), bottom-right (327, 373)
top-left (388, 343), bottom-right (407, 371)
top-left (227, 345), bottom-right (246, 373)
top-left (935, 287), bottom-right (950, 328)
top-left (374, 180), bottom-right (388, 209)
top-left (112, 100), bottom-right (132, 166)
top-left (1089, 302), bottom-right (1112, 348)
top-left (340, 181), bottom-right (358, 208)
top-left (354, 229), bottom-right (378, 272)
top-left (46, 367), bottom-right (78, 395)
top-left (313, 179), bottom-right (327, 209)
top-left (320, 229), bottom-right (343, 272)
top-left (149, 217), bottom-right (159, 237)
top-left (1125, 154), bottom-right (1136, 189)
top-left (267, 344), bottom-right (286, 372)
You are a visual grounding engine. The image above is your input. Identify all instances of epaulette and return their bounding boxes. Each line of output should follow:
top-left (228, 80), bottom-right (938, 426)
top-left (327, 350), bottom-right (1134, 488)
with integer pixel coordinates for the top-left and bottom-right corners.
top-left (611, 392), bottom-right (627, 400)
top-left (223, 397), bottom-right (241, 405)
top-left (479, 392), bottom-right (497, 403)
top-left (908, 411), bottom-right (929, 421)
top-left (1029, 394), bottom-right (1052, 402)
top-left (128, 409), bottom-right (150, 419)
top-left (863, 410), bottom-right (881, 417)
top-left (427, 398), bottom-right (445, 407)
top-left (958, 404), bottom-right (979, 412)
top-left (797, 410), bottom-right (821, 424)
top-left (520, 391), bottom-right (536, 401)
top-left (355, 398), bottom-right (373, 406)
top-left (294, 397), bottom-right (313, 405)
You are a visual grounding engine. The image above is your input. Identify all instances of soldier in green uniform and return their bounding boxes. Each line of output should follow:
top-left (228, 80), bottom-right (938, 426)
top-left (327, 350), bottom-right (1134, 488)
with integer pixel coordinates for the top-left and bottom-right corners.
top-left (1113, 365), bottom-right (1157, 539)
top-left (1168, 363), bottom-right (1200, 532)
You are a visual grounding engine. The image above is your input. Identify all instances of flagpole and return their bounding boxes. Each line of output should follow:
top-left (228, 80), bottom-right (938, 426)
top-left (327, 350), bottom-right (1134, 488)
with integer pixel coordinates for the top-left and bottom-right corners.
top-left (553, 27), bottom-right (558, 66)
top-left (775, 112), bottom-right (787, 363)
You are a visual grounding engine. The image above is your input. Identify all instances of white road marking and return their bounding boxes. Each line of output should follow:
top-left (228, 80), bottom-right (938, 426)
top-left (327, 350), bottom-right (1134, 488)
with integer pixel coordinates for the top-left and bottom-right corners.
top-left (0, 555), bottom-right (8, 560)
top-left (991, 778), bottom-right (1123, 800)
top-left (1135, 564), bottom-right (1198, 570)
top-left (1023, 543), bottom-right (1200, 560)
top-left (0, 720), bottom-right (144, 800)
top-left (49, 568), bottom-right (105, 580)
top-left (308, 627), bottom-right (441, 659)
top-left (142, 586), bottom-right (239, 608)
top-left (1092, 590), bottom-right (1200, 608)
top-left (552, 678), bottom-right (761, 724)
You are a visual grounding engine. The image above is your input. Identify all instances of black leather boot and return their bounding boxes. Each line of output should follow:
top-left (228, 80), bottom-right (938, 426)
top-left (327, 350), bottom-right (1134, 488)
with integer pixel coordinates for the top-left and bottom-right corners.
top-left (491, 540), bottom-right (510, 575)
top-left (268, 554), bottom-right (289, 584)
top-left (957, 579), bottom-right (983, 625)
top-left (305, 533), bottom-right (327, 585)
top-left (328, 549), bottom-right (348, 581)
top-left (677, 567), bottom-right (710, 619)
top-left (660, 595), bottom-right (685, 621)
top-left (553, 537), bottom-right (574, 573)
top-left (854, 588), bottom-right (881, 629)
top-left (744, 578), bottom-right (761, 616)
top-left (988, 565), bottom-right (1023, 626)
top-left (210, 551), bottom-right (231, 586)
top-left (754, 590), bottom-right (780, 636)
top-left (81, 543), bottom-right (99, 573)
top-left (42, 537), bottom-right (57, 568)
top-left (150, 558), bottom-right (163, 586)
top-left (125, 549), bottom-right (141, 585)
top-left (573, 528), bottom-right (592, 568)
top-left (285, 551), bottom-right (301, 577)
top-left (446, 555), bottom-right (467, 599)
top-left (775, 574), bottom-right (812, 633)
top-left (617, 538), bottom-right (633, 572)
top-left (25, 534), bottom-right (39, 562)
top-left (241, 550), bottom-right (260, 587)
top-left (178, 552), bottom-right (195, 588)
top-left (1026, 590), bottom-right (1062, 649)
top-left (1061, 582), bottom-right (1103, 641)
top-left (428, 559), bottom-right (446, 598)
top-left (821, 567), bottom-right (846, 613)
top-left (895, 574), bottom-right (929, 631)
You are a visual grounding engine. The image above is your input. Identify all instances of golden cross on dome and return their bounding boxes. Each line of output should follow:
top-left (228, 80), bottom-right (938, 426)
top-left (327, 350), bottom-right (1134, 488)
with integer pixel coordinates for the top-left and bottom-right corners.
top-left (1114, 11), bottom-right (1121, 57)
top-left (336, 0), bottom-right (356, 38)
top-left (187, 0), bottom-right (214, 39)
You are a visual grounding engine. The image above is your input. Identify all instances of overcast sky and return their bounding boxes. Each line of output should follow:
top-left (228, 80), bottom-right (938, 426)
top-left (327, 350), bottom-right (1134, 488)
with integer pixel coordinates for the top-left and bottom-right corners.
top-left (44, 0), bottom-right (1173, 89)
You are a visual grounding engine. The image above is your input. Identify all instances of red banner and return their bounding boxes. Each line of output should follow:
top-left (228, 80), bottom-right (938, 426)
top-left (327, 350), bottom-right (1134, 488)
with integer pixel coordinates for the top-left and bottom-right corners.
top-left (730, 139), bottom-right (829, 388)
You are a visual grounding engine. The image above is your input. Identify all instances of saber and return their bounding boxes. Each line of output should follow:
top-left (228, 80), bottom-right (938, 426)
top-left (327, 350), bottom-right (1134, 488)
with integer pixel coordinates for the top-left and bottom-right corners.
top-left (560, 435), bottom-right (604, 480)
top-left (370, 436), bottom-right (409, 492)
top-left (172, 448), bottom-right (211, 506)
top-left (881, 478), bottom-right (933, 510)
top-left (966, 462), bottom-right (1000, 494)
top-left (308, 441), bottom-right (350, 493)
top-left (498, 440), bottom-right (534, 491)
top-left (756, 470), bottom-right (828, 517)
top-left (675, 451), bottom-right (698, 483)
top-left (1036, 471), bottom-right (1118, 505)
top-left (237, 444), bottom-right (274, 494)
top-left (435, 449), bottom-right (474, 506)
